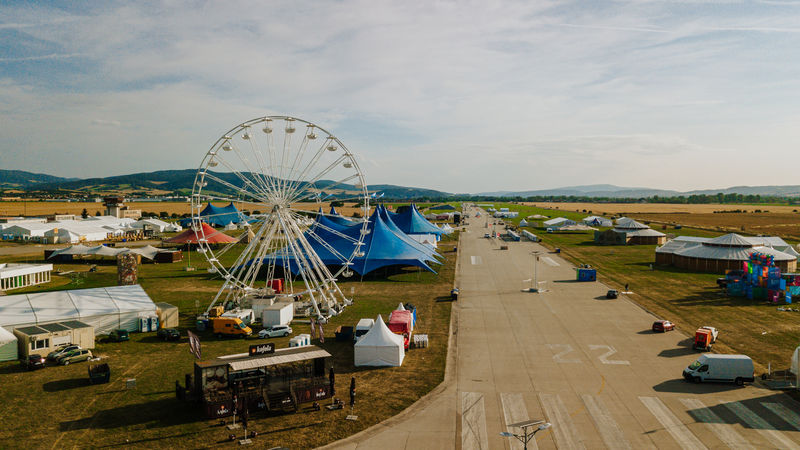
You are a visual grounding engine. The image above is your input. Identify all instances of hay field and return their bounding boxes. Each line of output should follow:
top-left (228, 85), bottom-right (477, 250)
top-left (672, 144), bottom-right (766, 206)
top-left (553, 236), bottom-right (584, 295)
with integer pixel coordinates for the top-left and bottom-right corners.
top-left (0, 201), bottom-right (367, 218)
top-left (522, 201), bottom-right (800, 215)
top-left (522, 202), bottom-right (800, 242)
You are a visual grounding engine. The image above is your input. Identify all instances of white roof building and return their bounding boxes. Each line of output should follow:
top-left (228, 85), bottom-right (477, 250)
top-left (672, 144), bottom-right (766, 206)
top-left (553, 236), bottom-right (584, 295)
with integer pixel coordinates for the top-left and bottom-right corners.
top-left (0, 263), bottom-right (53, 291)
top-left (0, 284), bottom-right (157, 334)
top-left (582, 216), bottom-right (613, 227)
top-left (543, 217), bottom-right (576, 228)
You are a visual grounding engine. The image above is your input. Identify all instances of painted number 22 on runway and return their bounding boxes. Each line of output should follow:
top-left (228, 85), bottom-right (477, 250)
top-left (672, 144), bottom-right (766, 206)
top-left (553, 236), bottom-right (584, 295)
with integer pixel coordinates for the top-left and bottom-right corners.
top-left (547, 344), bottom-right (630, 365)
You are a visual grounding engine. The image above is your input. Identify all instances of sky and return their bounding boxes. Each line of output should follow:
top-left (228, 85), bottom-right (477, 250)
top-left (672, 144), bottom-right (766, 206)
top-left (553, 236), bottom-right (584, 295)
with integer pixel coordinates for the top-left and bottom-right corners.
top-left (1, 0), bottom-right (800, 194)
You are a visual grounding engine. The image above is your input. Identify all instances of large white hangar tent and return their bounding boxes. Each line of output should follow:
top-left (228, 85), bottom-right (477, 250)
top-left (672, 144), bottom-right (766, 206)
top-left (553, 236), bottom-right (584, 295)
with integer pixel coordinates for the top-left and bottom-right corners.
top-left (0, 284), bottom-right (156, 334)
top-left (0, 326), bottom-right (17, 361)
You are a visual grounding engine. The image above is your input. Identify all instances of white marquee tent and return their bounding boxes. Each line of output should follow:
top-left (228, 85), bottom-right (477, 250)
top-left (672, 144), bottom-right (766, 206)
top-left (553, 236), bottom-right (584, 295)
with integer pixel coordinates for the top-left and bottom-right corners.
top-left (354, 314), bottom-right (405, 367)
top-left (0, 326), bottom-right (17, 362)
top-left (0, 284), bottom-right (156, 334)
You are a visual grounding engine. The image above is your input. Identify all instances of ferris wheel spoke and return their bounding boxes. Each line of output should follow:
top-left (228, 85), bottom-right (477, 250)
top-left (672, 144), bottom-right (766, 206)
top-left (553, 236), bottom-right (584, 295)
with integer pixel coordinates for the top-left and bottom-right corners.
top-left (244, 128), bottom-right (281, 197)
top-left (289, 154), bottom-right (349, 200)
top-left (202, 171), bottom-right (268, 204)
top-left (288, 172), bottom-right (361, 204)
top-left (285, 137), bottom-right (334, 198)
top-left (211, 151), bottom-right (272, 200)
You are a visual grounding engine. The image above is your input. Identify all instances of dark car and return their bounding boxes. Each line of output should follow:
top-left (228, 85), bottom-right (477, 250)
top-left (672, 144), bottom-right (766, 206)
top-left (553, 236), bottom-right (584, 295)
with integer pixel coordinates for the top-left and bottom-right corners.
top-left (109, 329), bottom-right (130, 342)
top-left (606, 289), bottom-right (619, 299)
top-left (652, 320), bottom-right (675, 332)
top-left (157, 328), bottom-right (180, 341)
top-left (24, 354), bottom-right (46, 371)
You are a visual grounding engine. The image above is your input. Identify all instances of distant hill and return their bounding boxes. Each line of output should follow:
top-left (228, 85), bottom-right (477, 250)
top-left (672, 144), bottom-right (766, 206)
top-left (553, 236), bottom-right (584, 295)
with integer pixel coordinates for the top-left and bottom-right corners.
top-left (0, 169), bottom-right (453, 200)
top-left (478, 184), bottom-right (800, 198)
top-left (0, 169), bottom-right (78, 188)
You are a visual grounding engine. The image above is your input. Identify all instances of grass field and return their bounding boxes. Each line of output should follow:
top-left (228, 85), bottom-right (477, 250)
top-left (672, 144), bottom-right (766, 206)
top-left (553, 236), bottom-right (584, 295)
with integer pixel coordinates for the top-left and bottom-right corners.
top-left (522, 201), bottom-right (800, 215)
top-left (486, 202), bottom-right (800, 374)
top-left (0, 234), bottom-right (456, 448)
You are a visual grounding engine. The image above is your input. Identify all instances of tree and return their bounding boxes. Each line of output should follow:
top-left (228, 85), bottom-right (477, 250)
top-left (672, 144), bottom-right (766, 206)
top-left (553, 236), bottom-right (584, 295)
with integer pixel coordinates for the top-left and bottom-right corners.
top-left (81, 208), bottom-right (88, 219)
top-left (95, 211), bottom-right (102, 216)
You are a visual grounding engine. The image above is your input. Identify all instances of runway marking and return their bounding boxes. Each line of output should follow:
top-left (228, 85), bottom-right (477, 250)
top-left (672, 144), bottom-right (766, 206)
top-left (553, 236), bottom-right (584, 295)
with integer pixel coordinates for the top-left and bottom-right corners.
top-left (501, 393), bottom-right (534, 450)
top-left (539, 393), bottom-right (585, 449)
top-left (639, 396), bottom-right (707, 450)
top-left (461, 392), bottom-right (489, 450)
top-left (470, 256), bottom-right (482, 265)
top-left (680, 398), bottom-right (753, 450)
top-left (723, 401), bottom-right (800, 450)
top-left (581, 394), bottom-right (631, 450)
top-left (541, 256), bottom-right (559, 267)
top-left (762, 402), bottom-right (800, 431)
top-left (547, 344), bottom-right (581, 364)
top-left (588, 345), bottom-right (630, 365)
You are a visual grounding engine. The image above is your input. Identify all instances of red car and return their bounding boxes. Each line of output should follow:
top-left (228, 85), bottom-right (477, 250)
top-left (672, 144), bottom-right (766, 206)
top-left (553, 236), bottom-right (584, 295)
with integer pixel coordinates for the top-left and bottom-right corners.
top-left (652, 320), bottom-right (675, 332)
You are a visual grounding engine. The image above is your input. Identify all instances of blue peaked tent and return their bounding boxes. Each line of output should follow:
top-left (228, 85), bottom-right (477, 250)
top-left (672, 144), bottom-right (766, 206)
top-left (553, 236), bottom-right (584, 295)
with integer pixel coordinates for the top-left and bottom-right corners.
top-left (317, 207), bottom-right (355, 227)
top-left (248, 207), bottom-right (438, 275)
top-left (180, 202), bottom-right (252, 227)
top-left (375, 205), bottom-right (442, 260)
top-left (389, 204), bottom-right (445, 237)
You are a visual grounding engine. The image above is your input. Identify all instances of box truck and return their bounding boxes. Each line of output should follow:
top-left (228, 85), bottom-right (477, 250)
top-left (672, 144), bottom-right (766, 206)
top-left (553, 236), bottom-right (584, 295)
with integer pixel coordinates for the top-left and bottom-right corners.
top-left (693, 326), bottom-right (718, 351)
top-left (683, 354), bottom-right (754, 385)
top-left (261, 302), bottom-right (294, 327)
top-left (211, 317), bottom-right (253, 338)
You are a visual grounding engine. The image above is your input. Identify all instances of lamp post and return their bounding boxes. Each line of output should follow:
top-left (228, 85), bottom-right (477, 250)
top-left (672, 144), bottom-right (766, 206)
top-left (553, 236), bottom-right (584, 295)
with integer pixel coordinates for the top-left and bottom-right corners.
top-left (526, 251), bottom-right (541, 292)
top-left (500, 420), bottom-right (551, 450)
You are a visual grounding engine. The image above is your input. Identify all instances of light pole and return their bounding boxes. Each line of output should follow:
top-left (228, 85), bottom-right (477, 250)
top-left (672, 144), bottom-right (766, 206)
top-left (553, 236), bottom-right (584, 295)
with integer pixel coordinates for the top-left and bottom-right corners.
top-left (500, 420), bottom-right (551, 450)
top-left (526, 251), bottom-right (541, 293)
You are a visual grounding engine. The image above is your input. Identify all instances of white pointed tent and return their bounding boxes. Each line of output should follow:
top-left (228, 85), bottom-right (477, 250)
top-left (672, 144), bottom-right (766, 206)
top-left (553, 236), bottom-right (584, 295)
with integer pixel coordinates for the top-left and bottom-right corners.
top-left (0, 326), bottom-right (17, 362)
top-left (354, 314), bottom-right (405, 367)
top-left (396, 303), bottom-right (406, 311)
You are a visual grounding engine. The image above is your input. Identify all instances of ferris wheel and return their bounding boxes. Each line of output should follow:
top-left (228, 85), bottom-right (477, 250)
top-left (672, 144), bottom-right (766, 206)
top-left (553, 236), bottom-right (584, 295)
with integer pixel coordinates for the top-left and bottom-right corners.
top-left (191, 116), bottom-right (370, 321)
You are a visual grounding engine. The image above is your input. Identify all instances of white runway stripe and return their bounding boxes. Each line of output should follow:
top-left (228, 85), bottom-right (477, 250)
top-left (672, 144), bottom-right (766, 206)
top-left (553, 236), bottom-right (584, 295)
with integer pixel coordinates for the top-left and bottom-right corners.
top-left (541, 256), bottom-right (559, 267)
top-left (723, 401), bottom-right (800, 450)
top-left (461, 392), bottom-right (489, 450)
top-left (581, 394), bottom-right (631, 450)
top-left (471, 256), bottom-right (482, 265)
top-left (679, 398), bottom-right (753, 450)
top-left (539, 393), bottom-right (585, 449)
top-left (639, 396), bottom-right (707, 450)
top-left (762, 402), bottom-right (800, 431)
top-left (501, 393), bottom-right (534, 450)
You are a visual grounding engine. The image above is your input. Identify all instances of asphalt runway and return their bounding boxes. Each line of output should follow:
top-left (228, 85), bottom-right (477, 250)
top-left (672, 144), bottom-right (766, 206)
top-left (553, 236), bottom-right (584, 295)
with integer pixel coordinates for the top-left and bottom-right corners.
top-left (326, 207), bottom-right (800, 449)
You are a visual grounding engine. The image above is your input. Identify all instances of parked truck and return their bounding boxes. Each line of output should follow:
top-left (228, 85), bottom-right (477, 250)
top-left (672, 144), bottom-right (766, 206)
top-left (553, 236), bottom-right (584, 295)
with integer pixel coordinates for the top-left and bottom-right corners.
top-left (211, 317), bottom-right (253, 338)
top-left (683, 354), bottom-right (754, 385)
top-left (693, 326), bottom-right (719, 351)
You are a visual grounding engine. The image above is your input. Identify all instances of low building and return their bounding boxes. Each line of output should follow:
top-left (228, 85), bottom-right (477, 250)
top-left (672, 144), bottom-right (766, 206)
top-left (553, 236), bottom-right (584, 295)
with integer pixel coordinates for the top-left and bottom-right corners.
top-left (582, 216), bottom-right (613, 227)
top-left (13, 320), bottom-right (94, 358)
top-left (595, 218), bottom-right (666, 245)
top-left (543, 217), bottom-right (576, 229)
top-left (656, 233), bottom-right (798, 273)
top-left (0, 263), bottom-right (53, 291)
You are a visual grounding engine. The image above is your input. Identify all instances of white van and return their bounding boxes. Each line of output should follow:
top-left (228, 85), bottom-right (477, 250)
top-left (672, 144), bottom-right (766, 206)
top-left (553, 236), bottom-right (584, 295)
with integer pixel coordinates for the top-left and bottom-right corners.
top-left (683, 354), bottom-right (754, 385)
top-left (353, 318), bottom-right (375, 343)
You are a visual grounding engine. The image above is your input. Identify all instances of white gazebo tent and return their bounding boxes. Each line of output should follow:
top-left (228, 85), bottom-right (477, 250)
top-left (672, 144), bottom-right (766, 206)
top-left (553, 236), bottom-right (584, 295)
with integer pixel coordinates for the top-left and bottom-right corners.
top-left (354, 314), bottom-right (405, 367)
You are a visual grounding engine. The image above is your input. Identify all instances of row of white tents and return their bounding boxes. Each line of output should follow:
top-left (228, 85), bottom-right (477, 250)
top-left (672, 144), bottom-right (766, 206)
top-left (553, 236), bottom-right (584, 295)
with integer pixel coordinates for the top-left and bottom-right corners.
top-left (0, 216), bottom-right (182, 243)
top-left (48, 244), bottom-right (163, 260)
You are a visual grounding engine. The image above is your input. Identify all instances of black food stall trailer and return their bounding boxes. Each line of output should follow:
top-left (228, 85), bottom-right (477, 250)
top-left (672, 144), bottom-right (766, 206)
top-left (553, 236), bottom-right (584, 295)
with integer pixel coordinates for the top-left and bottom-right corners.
top-left (178, 345), bottom-right (333, 418)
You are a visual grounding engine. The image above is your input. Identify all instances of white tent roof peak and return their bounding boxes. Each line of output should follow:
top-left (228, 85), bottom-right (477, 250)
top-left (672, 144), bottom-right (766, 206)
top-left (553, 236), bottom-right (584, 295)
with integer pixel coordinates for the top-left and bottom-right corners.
top-left (356, 314), bottom-right (403, 348)
top-left (396, 303), bottom-right (406, 311)
top-left (708, 233), bottom-right (753, 247)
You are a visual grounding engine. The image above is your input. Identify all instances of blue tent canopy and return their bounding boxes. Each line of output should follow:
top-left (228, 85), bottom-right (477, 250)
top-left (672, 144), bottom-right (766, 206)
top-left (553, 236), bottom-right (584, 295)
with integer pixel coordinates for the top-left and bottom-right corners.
top-left (246, 206), bottom-right (438, 275)
top-left (376, 205), bottom-right (442, 260)
top-left (180, 202), bottom-right (252, 227)
top-left (317, 207), bottom-right (355, 227)
top-left (389, 204), bottom-right (445, 236)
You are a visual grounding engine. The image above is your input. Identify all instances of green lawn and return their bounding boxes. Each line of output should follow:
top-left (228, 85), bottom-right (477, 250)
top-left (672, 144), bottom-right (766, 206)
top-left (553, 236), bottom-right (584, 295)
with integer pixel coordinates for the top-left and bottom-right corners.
top-left (0, 234), bottom-right (457, 448)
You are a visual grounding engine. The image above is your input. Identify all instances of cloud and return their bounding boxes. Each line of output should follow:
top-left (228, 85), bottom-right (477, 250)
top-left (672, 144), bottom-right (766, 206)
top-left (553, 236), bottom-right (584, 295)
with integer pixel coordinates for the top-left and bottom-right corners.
top-left (1, 1), bottom-right (800, 192)
top-left (91, 119), bottom-right (121, 127)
